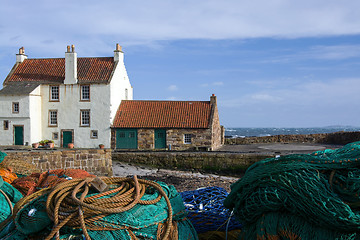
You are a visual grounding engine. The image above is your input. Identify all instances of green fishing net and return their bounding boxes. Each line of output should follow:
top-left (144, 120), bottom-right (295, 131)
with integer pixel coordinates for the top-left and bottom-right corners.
top-left (225, 141), bottom-right (360, 239)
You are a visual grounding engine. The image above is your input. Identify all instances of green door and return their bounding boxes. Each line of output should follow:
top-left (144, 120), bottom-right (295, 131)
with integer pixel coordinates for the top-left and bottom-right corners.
top-left (14, 126), bottom-right (24, 145)
top-left (155, 129), bottom-right (166, 149)
top-left (62, 131), bottom-right (73, 148)
top-left (116, 129), bottom-right (137, 149)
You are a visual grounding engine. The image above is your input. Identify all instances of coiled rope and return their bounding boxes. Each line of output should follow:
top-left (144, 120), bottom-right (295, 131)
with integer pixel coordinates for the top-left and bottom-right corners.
top-left (14, 176), bottom-right (173, 240)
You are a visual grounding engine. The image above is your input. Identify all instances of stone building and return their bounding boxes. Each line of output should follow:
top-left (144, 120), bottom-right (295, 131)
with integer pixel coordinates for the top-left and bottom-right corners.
top-left (111, 94), bottom-right (224, 151)
top-left (0, 44), bottom-right (133, 148)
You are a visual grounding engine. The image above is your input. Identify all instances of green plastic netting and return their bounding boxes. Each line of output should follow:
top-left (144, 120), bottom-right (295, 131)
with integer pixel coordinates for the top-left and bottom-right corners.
top-left (224, 141), bottom-right (360, 239)
top-left (0, 151), bottom-right (6, 164)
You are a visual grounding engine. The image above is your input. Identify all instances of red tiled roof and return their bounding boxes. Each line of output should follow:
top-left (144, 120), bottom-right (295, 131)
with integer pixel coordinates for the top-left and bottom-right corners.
top-left (113, 100), bottom-right (212, 128)
top-left (5, 57), bottom-right (115, 84)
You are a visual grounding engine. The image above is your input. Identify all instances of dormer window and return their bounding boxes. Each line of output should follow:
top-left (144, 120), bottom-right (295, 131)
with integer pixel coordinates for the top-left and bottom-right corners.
top-left (50, 85), bottom-right (59, 101)
top-left (80, 85), bottom-right (90, 101)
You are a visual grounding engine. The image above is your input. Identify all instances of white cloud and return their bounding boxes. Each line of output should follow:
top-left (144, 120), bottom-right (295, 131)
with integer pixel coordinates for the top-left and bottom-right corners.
top-left (168, 85), bottom-right (178, 91)
top-left (166, 96), bottom-right (177, 100)
top-left (213, 81), bottom-right (224, 86)
top-left (1, 0), bottom-right (360, 53)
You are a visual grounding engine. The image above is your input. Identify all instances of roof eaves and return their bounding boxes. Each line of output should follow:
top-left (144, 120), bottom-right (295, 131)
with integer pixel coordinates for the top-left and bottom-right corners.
top-left (3, 62), bottom-right (20, 86)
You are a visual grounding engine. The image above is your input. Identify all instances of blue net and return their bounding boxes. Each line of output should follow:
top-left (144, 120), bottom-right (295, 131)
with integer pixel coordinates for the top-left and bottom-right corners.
top-left (180, 187), bottom-right (242, 233)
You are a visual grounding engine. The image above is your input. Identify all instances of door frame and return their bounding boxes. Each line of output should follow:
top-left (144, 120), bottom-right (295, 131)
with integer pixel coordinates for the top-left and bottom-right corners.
top-left (13, 125), bottom-right (24, 145)
top-left (61, 129), bottom-right (74, 147)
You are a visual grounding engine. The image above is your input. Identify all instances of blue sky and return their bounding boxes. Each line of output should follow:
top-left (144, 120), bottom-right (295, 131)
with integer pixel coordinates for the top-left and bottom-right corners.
top-left (1, 0), bottom-right (360, 128)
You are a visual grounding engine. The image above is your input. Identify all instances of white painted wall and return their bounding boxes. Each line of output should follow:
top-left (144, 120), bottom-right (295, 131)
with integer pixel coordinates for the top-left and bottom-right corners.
top-left (41, 84), bottom-right (112, 148)
top-left (110, 54), bottom-right (133, 123)
top-left (1, 48), bottom-right (132, 148)
top-left (0, 95), bottom-right (31, 145)
top-left (29, 87), bottom-right (42, 144)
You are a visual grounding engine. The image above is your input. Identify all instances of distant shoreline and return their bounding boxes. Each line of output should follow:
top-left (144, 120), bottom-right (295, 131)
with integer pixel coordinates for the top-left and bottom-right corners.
top-left (225, 131), bottom-right (360, 146)
top-left (225, 127), bottom-right (360, 139)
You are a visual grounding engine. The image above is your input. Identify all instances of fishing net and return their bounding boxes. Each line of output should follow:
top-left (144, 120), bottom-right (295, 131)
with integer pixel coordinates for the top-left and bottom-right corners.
top-left (11, 169), bottom-right (95, 196)
top-left (0, 175), bottom-right (23, 239)
top-left (180, 187), bottom-right (241, 233)
top-left (224, 141), bottom-right (360, 239)
top-left (0, 168), bottom-right (18, 184)
top-left (0, 154), bottom-right (40, 177)
top-left (0, 151), bottom-right (6, 164)
top-left (11, 176), bottom-right (197, 240)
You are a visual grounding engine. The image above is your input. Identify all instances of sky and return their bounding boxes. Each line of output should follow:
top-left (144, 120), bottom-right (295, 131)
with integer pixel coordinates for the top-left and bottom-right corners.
top-left (1, 0), bottom-right (360, 128)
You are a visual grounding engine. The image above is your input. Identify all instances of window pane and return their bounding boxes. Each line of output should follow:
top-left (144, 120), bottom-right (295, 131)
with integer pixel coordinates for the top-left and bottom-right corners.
top-left (81, 110), bottom-right (90, 126)
top-left (4, 120), bottom-right (9, 130)
top-left (91, 130), bottom-right (98, 139)
top-left (13, 102), bottom-right (19, 113)
top-left (49, 111), bottom-right (57, 125)
top-left (184, 134), bottom-right (192, 144)
top-left (81, 85), bottom-right (90, 100)
top-left (51, 86), bottom-right (59, 100)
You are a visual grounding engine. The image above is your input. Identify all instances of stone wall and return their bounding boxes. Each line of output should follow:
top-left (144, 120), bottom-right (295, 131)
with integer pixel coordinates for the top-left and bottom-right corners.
top-left (112, 151), bottom-right (270, 176)
top-left (3, 149), bottom-right (113, 176)
top-left (210, 103), bottom-right (222, 150)
top-left (225, 131), bottom-right (360, 145)
top-left (167, 128), bottom-right (212, 151)
top-left (138, 129), bottom-right (154, 149)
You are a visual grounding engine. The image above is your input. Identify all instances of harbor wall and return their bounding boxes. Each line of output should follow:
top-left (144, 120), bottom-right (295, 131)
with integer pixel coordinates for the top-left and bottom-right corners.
top-left (3, 149), bottom-right (113, 176)
top-left (112, 151), bottom-right (270, 176)
top-left (225, 131), bottom-right (360, 145)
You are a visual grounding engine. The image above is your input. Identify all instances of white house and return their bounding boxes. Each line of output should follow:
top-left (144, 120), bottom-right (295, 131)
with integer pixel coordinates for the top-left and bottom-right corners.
top-left (0, 44), bottom-right (133, 148)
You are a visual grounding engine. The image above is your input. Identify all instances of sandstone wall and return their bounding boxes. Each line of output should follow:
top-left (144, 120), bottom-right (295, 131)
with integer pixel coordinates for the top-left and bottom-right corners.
top-left (225, 131), bottom-right (360, 145)
top-left (4, 149), bottom-right (113, 176)
top-left (112, 151), bottom-right (271, 176)
top-left (166, 128), bottom-right (212, 150)
top-left (138, 129), bottom-right (154, 149)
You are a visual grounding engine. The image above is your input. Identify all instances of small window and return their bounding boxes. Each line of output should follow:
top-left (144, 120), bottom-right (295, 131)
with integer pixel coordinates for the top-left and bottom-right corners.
top-left (90, 130), bottom-right (98, 139)
top-left (81, 85), bottom-right (90, 101)
top-left (80, 110), bottom-right (90, 127)
top-left (3, 120), bottom-right (9, 130)
top-left (49, 110), bottom-right (58, 126)
top-left (125, 88), bottom-right (128, 100)
top-left (50, 86), bottom-right (59, 101)
top-left (52, 132), bottom-right (59, 140)
top-left (12, 102), bottom-right (19, 113)
top-left (184, 134), bottom-right (192, 144)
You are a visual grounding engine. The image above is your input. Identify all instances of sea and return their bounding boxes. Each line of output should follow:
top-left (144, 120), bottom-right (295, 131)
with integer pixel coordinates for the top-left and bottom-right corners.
top-left (225, 126), bottom-right (360, 138)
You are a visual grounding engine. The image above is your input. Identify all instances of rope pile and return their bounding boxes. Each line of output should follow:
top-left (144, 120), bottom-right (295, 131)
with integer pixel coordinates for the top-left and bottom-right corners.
top-left (180, 187), bottom-right (241, 233)
top-left (7, 175), bottom-right (197, 240)
top-left (224, 141), bottom-right (360, 239)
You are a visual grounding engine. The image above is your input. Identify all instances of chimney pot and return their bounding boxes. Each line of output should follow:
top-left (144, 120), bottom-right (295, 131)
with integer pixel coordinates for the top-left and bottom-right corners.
top-left (16, 47), bottom-right (27, 63)
top-left (67, 45), bottom-right (70, 52)
top-left (115, 43), bottom-right (122, 52)
top-left (71, 45), bottom-right (75, 52)
top-left (212, 94), bottom-right (215, 96)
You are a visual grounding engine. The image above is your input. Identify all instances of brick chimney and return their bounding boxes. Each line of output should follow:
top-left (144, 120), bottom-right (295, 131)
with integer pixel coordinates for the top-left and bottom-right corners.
top-left (114, 43), bottom-right (124, 62)
top-left (16, 47), bottom-right (27, 63)
top-left (210, 94), bottom-right (217, 106)
top-left (64, 45), bottom-right (78, 84)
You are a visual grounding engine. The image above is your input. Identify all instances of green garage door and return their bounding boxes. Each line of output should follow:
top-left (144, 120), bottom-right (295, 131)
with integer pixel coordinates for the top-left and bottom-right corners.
top-left (155, 129), bottom-right (166, 149)
top-left (116, 129), bottom-right (137, 149)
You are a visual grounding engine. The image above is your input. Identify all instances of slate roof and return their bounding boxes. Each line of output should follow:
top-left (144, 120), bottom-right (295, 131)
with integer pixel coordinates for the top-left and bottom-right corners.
top-left (4, 57), bottom-right (115, 85)
top-left (0, 82), bottom-right (40, 95)
top-left (112, 100), bottom-right (212, 128)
